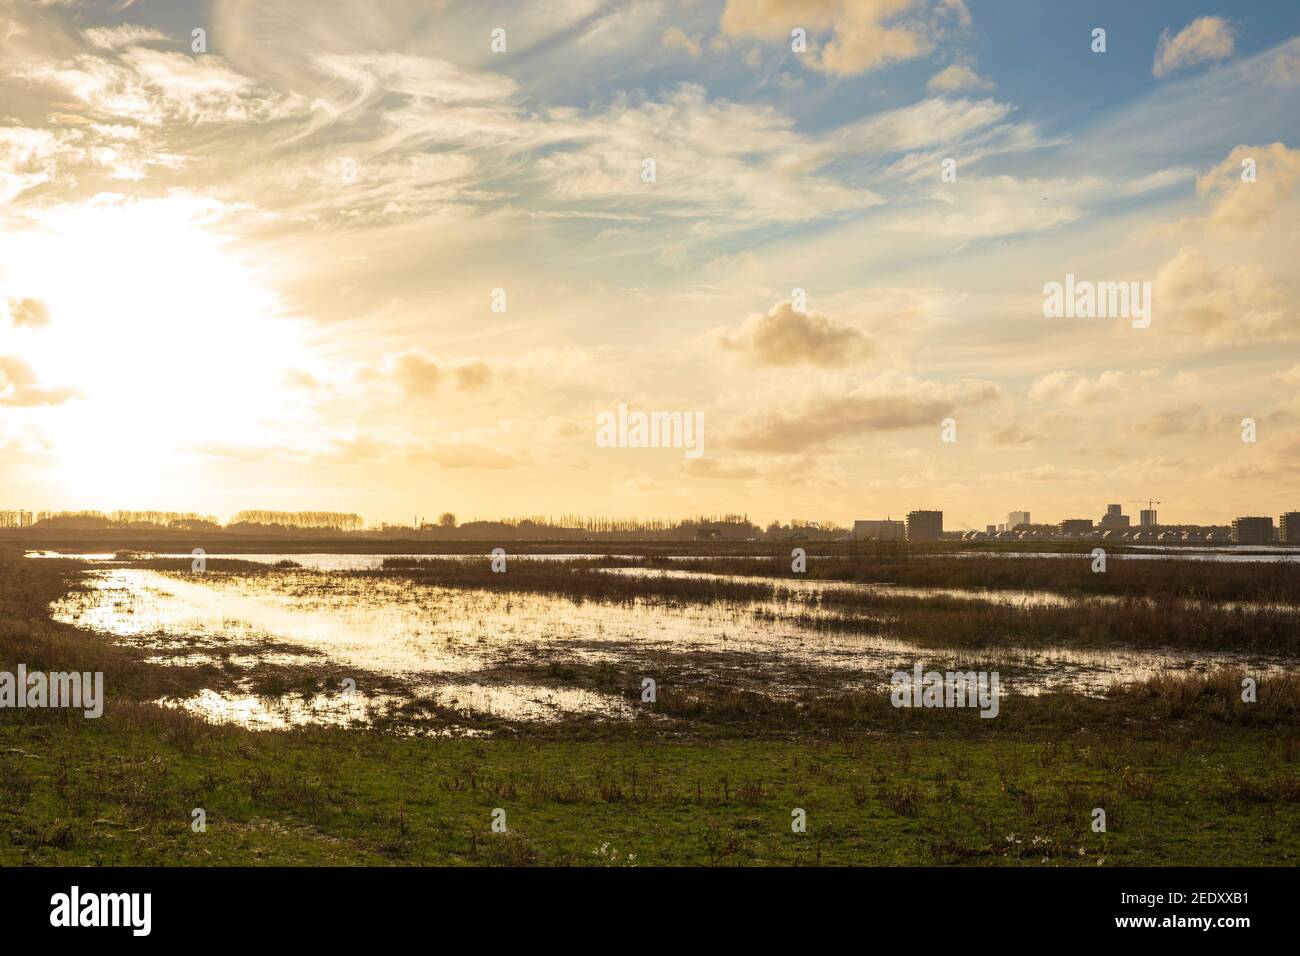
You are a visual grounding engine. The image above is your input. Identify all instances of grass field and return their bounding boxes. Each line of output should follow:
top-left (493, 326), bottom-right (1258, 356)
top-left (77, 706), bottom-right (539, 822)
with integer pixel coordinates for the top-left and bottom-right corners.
top-left (2, 546), bottom-right (1298, 866)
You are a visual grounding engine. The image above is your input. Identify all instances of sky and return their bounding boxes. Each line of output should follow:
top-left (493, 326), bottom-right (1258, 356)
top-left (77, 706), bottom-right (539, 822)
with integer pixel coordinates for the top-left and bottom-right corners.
top-left (1, 0), bottom-right (1299, 530)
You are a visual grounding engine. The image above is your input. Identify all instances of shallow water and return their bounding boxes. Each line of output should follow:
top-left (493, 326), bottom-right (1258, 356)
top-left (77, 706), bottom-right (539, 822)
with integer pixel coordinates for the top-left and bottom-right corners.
top-left (48, 562), bottom-right (1294, 729)
top-left (26, 551), bottom-right (760, 571)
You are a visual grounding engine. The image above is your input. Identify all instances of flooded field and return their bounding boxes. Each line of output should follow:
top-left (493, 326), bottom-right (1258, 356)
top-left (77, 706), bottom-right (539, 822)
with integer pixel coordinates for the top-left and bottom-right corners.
top-left (45, 556), bottom-right (1299, 732)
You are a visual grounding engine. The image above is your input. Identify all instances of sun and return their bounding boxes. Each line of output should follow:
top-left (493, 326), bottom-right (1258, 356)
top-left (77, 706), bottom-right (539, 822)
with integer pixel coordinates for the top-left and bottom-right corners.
top-left (0, 192), bottom-right (315, 505)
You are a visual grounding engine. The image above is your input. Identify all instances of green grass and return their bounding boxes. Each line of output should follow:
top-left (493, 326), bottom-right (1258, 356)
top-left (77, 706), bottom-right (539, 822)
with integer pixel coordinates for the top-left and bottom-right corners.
top-left (3, 547), bottom-right (1299, 866)
top-left (3, 712), bottom-right (1298, 866)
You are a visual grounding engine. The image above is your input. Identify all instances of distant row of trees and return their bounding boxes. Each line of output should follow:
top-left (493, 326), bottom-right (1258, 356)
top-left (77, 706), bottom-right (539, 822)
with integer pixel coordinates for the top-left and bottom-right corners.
top-left (763, 520), bottom-right (849, 541)
top-left (25, 510), bottom-right (360, 533)
top-left (11, 510), bottom-right (848, 540)
top-left (34, 510), bottom-right (220, 530)
top-left (229, 511), bottom-right (365, 532)
top-left (423, 513), bottom-right (756, 534)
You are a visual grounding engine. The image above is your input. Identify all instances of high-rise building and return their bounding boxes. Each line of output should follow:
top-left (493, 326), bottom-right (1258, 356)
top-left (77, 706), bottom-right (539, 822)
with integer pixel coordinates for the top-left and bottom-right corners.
top-left (852, 519), bottom-right (905, 541)
top-left (1059, 519), bottom-right (1094, 534)
top-left (1139, 509), bottom-right (1158, 527)
top-left (905, 510), bottom-right (943, 542)
top-left (1231, 516), bottom-right (1274, 544)
top-left (1279, 513), bottom-right (1300, 543)
top-left (1100, 504), bottom-right (1130, 528)
top-left (1007, 511), bottom-right (1031, 529)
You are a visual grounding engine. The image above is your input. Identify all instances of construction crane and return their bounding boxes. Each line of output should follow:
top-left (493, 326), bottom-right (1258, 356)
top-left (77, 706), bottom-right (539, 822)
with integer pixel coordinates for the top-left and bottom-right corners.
top-left (1128, 499), bottom-right (1162, 528)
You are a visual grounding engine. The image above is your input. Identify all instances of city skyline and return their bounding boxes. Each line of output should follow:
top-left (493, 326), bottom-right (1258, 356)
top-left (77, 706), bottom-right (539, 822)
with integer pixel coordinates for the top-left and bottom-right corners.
top-left (3, 498), bottom-right (1299, 536)
top-left (2, 1), bottom-right (1299, 528)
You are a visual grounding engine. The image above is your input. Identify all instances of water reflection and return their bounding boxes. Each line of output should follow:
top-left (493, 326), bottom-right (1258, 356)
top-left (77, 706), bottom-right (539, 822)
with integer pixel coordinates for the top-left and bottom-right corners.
top-left (50, 564), bottom-right (1294, 729)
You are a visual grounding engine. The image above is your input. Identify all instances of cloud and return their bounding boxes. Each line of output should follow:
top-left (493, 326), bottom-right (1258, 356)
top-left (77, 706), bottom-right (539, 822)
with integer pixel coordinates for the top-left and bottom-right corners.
top-left (716, 300), bottom-right (876, 368)
top-left (1153, 16), bottom-right (1236, 78)
top-left (1128, 403), bottom-right (1206, 438)
top-left (662, 27), bottom-right (702, 58)
top-left (1028, 369), bottom-right (1161, 405)
top-left (926, 63), bottom-right (992, 93)
top-left (30, 0), bottom-right (143, 8)
top-left (16, 47), bottom-right (305, 126)
top-left (0, 125), bottom-right (72, 203)
top-left (579, 3), bottom-right (665, 49)
top-left (536, 83), bottom-right (881, 224)
top-left (725, 376), bottom-right (998, 453)
top-left (385, 348), bottom-right (441, 395)
top-left (313, 52), bottom-right (517, 104)
top-left (81, 25), bottom-right (169, 50)
top-left (835, 95), bottom-right (1015, 154)
top-left (719, 0), bottom-right (970, 76)
top-left (1266, 46), bottom-right (1300, 86)
top-left (282, 368), bottom-right (320, 389)
top-left (1196, 142), bottom-right (1300, 227)
top-left (990, 465), bottom-right (1097, 483)
top-left (976, 411), bottom-right (1077, 448)
top-left (0, 356), bottom-right (81, 406)
top-left (453, 361), bottom-right (492, 390)
top-left (196, 433), bottom-right (523, 469)
top-left (414, 442), bottom-right (520, 469)
top-left (894, 173), bottom-right (1083, 240)
top-left (682, 458), bottom-right (761, 480)
top-left (1154, 249), bottom-right (1293, 344)
top-left (361, 349), bottom-right (495, 397)
top-left (5, 297), bottom-right (50, 328)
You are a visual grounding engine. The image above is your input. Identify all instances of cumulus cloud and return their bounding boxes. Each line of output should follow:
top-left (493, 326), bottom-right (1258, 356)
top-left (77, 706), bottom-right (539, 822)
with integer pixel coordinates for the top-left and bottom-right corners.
top-left (720, 0), bottom-right (970, 76)
top-left (1153, 16), bottom-right (1236, 78)
top-left (1128, 403), bottom-right (1208, 438)
top-left (361, 349), bottom-right (495, 397)
top-left (976, 411), bottom-right (1077, 448)
top-left (926, 63), bottom-right (992, 93)
top-left (0, 356), bottom-right (81, 406)
top-left (1154, 249), bottom-right (1293, 344)
top-left (1196, 142), bottom-right (1300, 227)
top-left (717, 300), bottom-right (876, 368)
top-left (385, 348), bottom-right (441, 395)
top-left (1028, 369), bottom-right (1161, 405)
top-left (5, 297), bottom-right (50, 328)
top-left (453, 361), bottom-right (492, 390)
top-left (725, 376), bottom-right (998, 454)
